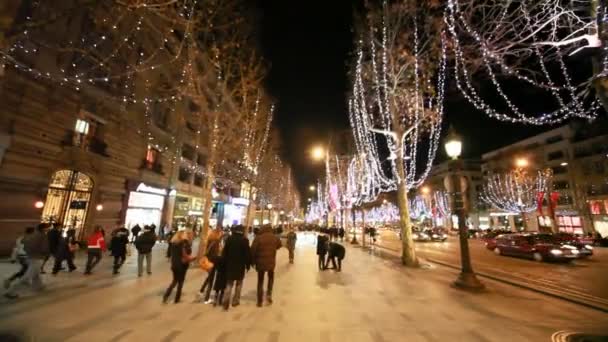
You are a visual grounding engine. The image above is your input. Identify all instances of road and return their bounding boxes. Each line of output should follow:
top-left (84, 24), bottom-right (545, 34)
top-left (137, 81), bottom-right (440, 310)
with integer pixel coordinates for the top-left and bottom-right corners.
top-left (1, 233), bottom-right (607, 342)
top-left (375, 229), bottom-right (608, 310)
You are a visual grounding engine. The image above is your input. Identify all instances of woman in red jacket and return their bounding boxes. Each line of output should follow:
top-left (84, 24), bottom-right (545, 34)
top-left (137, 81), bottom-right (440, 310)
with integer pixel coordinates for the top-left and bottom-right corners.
top-left (84, 226), bottom-right (107, 275)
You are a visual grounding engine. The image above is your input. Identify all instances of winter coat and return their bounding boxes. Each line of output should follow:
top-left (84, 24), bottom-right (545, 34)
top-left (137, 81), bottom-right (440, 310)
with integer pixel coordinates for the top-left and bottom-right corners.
top-left (221, 232), bottom-right (251, 282)
top-left (286, 231), bottom-right (297, 251)
top-left (110, 228), bottom-right (129, 256)
top-left (169, 240), bottom-right (192, 269)
top-left (23, 231), bottom-right (50, 259)
top-left (135, 231), bottom-right (157, 254)
top-left (47, 227), bottom-right (61, 254)
top-left (131, 225), bottom-right (142, 238)
top-left (250, 226), bottom-right (282, 272)
top-left (213, 257), bottom-right (227, 291)
top-left (338, 228), bottom-right (345, 238)
top-left (328, 242), bottom-right (346, 260)
top-left (316, 235), bottom-right (329, 255)
top-left (205, 237), bottom-right (222, 264)
top-left (87, 231), bottom-right (107, 251)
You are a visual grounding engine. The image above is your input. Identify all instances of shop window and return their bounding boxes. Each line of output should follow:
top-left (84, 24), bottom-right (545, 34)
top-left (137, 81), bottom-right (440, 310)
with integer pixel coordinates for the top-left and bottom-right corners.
top-left (557, 216), bottom-right (583, 235)
top-left (589, 201), bottom-right (603, 215)
top-left (547, 151), bottom-right (564, 161)
top-left (194, 174), bottom-right (203, 187)
top-left (178, 167), bottom-right (191, 183)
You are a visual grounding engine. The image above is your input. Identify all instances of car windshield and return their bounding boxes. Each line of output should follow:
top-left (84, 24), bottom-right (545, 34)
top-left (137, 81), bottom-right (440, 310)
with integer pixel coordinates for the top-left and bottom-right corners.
top-left (532, 234), bottom-right (554, 243)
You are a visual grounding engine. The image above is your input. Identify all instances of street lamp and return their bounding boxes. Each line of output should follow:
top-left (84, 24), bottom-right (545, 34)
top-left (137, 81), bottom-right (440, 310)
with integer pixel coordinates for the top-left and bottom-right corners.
top-left (421, 186), bottom-right (431, 195)
top-left (309, 185), bottom-right (316, 191)
top-left (515, 157), bottom-right (529, 169)
top-left (266, 203), bottom-right (273, 226)
top-left (443, 127), bottom-right (484, 291)
top-left (311, 146), bottom-right (325, 161)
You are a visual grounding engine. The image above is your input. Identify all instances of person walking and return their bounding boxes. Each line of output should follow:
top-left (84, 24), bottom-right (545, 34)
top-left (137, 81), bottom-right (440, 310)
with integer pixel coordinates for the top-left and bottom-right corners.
top-left (4, 227), bottom-right (34, 290)
top-left (338, 227), bottom-right (345, 241)
top-left (285, 229), bottom-right (297, 264)
top-left (221, 226), bottom-right (251, 310)
top-left (250, 225), bottom-right (282, 307)
top-left (52, 227), bottom-right (77, 274)
top-left (84, 226), bottom-right (107, 275)
top-left (110, 227), bottom-right (129, 275)
top-left (135, 225), bottom-right (157, 277)
top-left (198, 229), bottom-right (223, 303)
top-left (4, 224), bottom-right (49, 299)
top-left (316, 232), bottom-right (329, 270)
top-left (325, 241), bottom-right (346, 272)
top-left (163, 229), bottom-right (195, 304)
top-left (40, 223), bottom-right (59, 274)
top-left (130, 224), bottom-right (142, 244)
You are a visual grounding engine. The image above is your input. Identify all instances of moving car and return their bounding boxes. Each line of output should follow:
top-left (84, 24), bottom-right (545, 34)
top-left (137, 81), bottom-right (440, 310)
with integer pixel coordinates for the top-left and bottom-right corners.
top-left (545, 232), bottom-right (594, 258)
top-left (427, 228), bottom-right (447, 242)
top-left (412, 227), bottom-right (431, 242)
top-left (489, 233), bottom-right (580, 262)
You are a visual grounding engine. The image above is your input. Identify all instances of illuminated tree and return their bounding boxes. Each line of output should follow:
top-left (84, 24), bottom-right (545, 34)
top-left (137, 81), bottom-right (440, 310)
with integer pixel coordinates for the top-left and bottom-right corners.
top-left (350, 0), bottom-right (446, 266)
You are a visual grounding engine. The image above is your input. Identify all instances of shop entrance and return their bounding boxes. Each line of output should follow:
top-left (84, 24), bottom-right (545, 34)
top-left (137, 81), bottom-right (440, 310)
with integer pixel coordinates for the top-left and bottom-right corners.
top-left (41, 170), bottom-right (94, 238)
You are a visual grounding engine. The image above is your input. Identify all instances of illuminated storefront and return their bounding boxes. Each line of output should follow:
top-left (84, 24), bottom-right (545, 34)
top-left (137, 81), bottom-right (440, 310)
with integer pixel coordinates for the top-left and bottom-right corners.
top-left (222, 197), bottom-right (249, 227)
top-left (589, 199), bottom-right (608, 237)
top-left (124, 182), bottom-right (167, 229)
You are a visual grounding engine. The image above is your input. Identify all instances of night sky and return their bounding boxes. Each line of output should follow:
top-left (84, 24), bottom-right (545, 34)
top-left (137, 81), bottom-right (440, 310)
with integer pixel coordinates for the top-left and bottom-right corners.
top-left (255, 1), bottom-right (550, 197)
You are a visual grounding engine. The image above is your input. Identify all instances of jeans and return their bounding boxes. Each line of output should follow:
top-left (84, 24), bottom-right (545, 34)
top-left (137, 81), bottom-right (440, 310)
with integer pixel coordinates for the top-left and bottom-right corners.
top-left (8, 256), bottom-right (29, 281)
top-left (223, 280), bottom-right (243, 308)
top-left (137, 253), bottom-right (152, 276)
top-left (200, 267), bottom-right (216, 301)
top-left (256, 270), bottom-right (274, 304)
top-left (7, 258), bottom-right (43, 295)
top-left (113, 254), bottom-right (126, 273)
top-left (164, 266), bottom-right (188, 303)
top-left (85, 249), bottom-right (102, 273)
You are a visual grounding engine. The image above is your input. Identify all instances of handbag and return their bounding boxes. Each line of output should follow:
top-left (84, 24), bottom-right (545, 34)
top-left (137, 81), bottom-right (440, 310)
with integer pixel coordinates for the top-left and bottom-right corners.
top-left (199, 256), bottom-right (214, 272)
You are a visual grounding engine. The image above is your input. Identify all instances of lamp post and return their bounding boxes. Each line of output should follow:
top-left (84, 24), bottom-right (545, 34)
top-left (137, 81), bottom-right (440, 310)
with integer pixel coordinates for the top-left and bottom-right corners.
top-left (444, 128), bottom-right (484, 291)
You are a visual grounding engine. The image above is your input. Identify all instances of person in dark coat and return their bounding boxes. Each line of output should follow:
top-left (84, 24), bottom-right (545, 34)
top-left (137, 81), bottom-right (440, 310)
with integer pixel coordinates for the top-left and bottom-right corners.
top-left (338, 227), bottom-right (345, 241)
top-left (135, 226), bottom-right (156, 276)
top-left (325, 242), bottom-right (346, 272)
top-left (212, 256), bottom-right (226, 307)
top-left (130, 224), bottom-right (142, 243)
top-left (41, 223), bottom-right (60, 274)
top-left (316, 233), bottom-right (329, 270)
top-left (198, 229), bottom-right (223, 303)
top-left (163, 230), bottom-right (194, 304)
top-left (250, 225), bottom-right (282, 307)
top-left (109, 227), bottom-right (129, 274)
top-left (52, 228), bottom-right (77, 274)
top-left (221, 226), bottom-right (251, 310)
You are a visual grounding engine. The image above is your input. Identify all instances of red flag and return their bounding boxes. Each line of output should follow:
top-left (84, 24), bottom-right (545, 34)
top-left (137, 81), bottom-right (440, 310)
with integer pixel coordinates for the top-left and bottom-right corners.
top-left (536, 191), bottom-right (545, 215)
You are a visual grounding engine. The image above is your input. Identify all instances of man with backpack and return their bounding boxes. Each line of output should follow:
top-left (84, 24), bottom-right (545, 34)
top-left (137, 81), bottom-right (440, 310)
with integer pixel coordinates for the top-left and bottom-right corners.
top-left (135, 225), bottom-right (157, 277)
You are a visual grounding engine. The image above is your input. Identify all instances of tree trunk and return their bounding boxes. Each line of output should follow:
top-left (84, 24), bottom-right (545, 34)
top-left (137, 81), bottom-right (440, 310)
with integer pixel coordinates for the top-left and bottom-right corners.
top-left (198, 161), bottom-right (215, 258)
top-left (395, 143), bottom-right (419, 267)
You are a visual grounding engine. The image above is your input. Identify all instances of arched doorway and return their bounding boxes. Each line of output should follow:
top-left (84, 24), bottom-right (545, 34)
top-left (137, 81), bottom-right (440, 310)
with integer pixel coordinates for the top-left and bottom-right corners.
top-left (41, 170), bottom-right (94, 237)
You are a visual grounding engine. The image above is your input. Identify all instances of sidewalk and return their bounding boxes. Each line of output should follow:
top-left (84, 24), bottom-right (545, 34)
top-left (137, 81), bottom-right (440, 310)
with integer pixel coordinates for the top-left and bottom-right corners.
top-left (0, 232), bottom-right (607, 342)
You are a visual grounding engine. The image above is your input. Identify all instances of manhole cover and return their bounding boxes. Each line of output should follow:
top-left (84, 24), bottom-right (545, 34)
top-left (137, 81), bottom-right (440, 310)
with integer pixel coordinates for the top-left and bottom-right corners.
top-left (552, 330), bottom-right (608, 342)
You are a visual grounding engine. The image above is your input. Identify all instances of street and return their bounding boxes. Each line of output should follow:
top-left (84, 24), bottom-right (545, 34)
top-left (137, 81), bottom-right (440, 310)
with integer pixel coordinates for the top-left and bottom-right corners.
top-left (375, 230), bottom-right (608, 310)
top-left (1, 233), bottom-right (608, 342)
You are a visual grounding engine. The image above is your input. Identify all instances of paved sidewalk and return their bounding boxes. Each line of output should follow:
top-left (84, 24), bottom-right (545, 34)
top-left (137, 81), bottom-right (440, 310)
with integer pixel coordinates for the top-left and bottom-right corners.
top-left (1, 233), bottom-right (607, 342)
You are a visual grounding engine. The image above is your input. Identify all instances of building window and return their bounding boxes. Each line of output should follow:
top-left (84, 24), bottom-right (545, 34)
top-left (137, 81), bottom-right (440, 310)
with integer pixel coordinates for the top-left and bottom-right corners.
top-left (75, 119), bottom-right (90, 135)
top-left (197, 153), bottom-right (206, 166)
top-left (547, 151), bottom-right (564, 161)
top-left (551, 166), bottom-right (568, 175)
top-left (194, 174), bottom-right (203, 187)
top-left (181, 144), bottom-right (195, 161)
top-left (594, 161), bottom-right (605, 174)
top-left (557, 216), bottom-right (583, 235)
top-left (545, 135), bottom-right (563, 144)
top-left (553, 181), bottom-right (569, 190)
top-left (589, 200), bottom-right (604, 215)
top-left (557, 195), bottom-right (573, 206)
top-left (240, 182), bottom-right (251, 199)
top-left (178, 168), bottom-right (191, 183)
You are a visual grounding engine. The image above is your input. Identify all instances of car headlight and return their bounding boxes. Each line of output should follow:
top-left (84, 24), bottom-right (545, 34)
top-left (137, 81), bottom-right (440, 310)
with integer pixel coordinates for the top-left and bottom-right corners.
top-left (563, 245), bottom-right (576, 250)
top-left (571, 249), bottom-right (579, 255)
top-left (432, 234), bottom-right (439, 238)
top-left (420, 233), bottom-right (429, 238)
top-left (550, 249), bottom-right (563, 255)
top-left (413, 233), bottom-right (418, 238)
top-left (584, 245), bottom-right (594, 250)
top-left (441, 234), bottom-right (446, 238)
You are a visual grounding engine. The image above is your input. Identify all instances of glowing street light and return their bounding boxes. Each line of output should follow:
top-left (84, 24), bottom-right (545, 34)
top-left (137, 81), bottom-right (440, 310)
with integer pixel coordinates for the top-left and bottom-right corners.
top-left (34, 200), bottom-right (44, 209)
top-left (311, 146), bottom-right (325, 161)
top-left (515, 158), bottom-right (529, 168)
top-left (309, 185), bottom-right (316, 191)
top-left (421, 186), bottom-right (431, 195)
top-left (444, 127), bottom-right (463, 160)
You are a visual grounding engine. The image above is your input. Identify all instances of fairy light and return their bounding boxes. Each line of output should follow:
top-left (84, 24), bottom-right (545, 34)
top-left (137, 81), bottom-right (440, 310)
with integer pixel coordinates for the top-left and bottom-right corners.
top-left (481, 170), bottom-right (552, 213)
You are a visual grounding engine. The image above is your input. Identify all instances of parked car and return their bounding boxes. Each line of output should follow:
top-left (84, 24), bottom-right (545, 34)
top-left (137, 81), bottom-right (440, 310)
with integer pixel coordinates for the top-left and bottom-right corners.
top-left (545, 233), bottom-right (593, 258)
top-left (412, 227), bottom-right (431, 242)
top-left (489, 233), bottom-right (580, 262)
